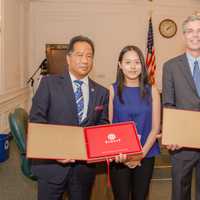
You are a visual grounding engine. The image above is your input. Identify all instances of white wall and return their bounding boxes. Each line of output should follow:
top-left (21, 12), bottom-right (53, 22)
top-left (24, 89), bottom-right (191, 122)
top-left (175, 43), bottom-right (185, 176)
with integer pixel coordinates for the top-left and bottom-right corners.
top-left (0, 0), bottom-right (30, 132)
top-left (3, 0), bottom-right (30, 92)
top-left (0, 0), bottom-right (199, 131)
top-left (29, 0), bottom-right (200, 90)
top-left (0, 0), bottom-right (4, 94)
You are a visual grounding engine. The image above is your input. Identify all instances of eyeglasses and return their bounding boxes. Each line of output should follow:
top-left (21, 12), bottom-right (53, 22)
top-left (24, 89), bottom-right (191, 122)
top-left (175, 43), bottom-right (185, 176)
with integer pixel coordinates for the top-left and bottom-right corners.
top-left (184, 28), bottom-right (200, 35)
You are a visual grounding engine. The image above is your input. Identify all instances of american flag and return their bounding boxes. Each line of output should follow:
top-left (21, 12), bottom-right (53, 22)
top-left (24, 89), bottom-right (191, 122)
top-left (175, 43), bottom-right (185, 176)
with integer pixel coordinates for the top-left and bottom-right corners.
top-left (146, 17), bottom-right (156, 85)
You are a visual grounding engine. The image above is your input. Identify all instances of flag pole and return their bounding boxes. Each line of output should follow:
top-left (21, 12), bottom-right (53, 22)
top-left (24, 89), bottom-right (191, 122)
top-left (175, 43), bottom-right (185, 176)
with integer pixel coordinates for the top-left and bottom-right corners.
top-left (146, 9), bottom-right (156, 85)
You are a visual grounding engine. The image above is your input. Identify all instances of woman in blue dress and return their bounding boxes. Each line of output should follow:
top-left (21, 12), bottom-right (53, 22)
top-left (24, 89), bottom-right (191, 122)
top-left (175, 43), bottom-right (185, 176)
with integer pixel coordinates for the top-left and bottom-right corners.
top-left (109, 45), bottom-right (161, 200)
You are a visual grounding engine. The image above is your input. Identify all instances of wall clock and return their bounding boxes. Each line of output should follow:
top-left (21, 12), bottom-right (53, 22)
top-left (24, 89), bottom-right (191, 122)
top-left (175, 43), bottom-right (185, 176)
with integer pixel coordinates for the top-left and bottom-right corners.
top-left (159, 19), bottom-right (177, 38)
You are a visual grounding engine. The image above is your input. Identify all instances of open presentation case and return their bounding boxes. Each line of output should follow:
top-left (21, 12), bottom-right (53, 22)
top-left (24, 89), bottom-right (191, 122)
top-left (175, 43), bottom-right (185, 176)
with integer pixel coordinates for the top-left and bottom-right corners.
top-left (27, 122), bottom-right (143, 162)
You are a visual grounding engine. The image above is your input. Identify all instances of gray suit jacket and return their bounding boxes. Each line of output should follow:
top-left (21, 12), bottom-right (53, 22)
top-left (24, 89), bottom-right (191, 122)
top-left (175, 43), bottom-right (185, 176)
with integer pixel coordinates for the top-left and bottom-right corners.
top-left (162, 53), bottom-right (200, 159)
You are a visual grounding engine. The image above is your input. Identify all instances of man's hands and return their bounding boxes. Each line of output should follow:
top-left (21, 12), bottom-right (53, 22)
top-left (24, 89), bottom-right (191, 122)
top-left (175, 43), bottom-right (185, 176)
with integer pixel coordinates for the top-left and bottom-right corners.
top-left (166, 144), bottom-right (182, 151)
top-left (56, 159), bottom-right (75, 164)
top-left (156, 133), bottom-right (182, 151)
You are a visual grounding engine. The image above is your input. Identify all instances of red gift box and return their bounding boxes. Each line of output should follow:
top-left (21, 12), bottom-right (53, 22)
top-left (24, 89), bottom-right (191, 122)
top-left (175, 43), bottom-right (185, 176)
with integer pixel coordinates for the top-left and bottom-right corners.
top-left (27, 122), bottom-right (142, 162)
top-left (84, 122), bottom-right (142, 162)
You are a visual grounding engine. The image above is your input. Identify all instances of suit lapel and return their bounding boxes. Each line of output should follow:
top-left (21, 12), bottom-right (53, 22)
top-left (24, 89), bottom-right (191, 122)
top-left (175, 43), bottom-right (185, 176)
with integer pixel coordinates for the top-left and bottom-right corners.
top-left (87, 79), bottom-right (97, 116)
top-left (60, 72), bottom-right (79, 124)
top-left (179, 54), bottom-right (197, 93)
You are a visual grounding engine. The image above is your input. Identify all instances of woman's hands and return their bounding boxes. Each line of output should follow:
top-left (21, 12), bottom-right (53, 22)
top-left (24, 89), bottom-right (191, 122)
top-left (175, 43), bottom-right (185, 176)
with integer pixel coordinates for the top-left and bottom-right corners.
top-left (114, 153), bottom-right (143, 169)
top-left (114, 153), bottom-right (127, 163)
top-left (125, 160), bottom-right (141, 169)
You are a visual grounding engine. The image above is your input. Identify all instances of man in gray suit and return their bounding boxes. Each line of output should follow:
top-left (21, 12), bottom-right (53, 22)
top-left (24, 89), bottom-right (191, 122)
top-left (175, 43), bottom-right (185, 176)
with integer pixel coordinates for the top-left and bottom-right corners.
top-left (162, 14), bottom-right (200, 200)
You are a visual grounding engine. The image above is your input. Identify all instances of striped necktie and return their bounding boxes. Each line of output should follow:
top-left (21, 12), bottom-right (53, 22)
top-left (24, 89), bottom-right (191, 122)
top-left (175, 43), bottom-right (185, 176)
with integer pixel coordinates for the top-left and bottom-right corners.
top-left (74, 80), bottom-right (84, 123)
top-left (193, 60), bottom-right (200, 97)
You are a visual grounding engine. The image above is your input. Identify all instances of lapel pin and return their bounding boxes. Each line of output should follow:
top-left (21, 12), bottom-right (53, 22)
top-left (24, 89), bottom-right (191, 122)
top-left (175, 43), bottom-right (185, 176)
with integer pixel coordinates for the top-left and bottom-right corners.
top-left (91, 88), bottom-right (95, 92)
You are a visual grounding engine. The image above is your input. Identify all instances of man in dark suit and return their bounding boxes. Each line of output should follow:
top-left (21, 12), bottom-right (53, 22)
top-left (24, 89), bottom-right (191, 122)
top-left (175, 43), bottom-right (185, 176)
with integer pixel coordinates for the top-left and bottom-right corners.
top-left (162, 15), bottom-right (200, 200)
top-left (29, 35), bottom-right (109, 200)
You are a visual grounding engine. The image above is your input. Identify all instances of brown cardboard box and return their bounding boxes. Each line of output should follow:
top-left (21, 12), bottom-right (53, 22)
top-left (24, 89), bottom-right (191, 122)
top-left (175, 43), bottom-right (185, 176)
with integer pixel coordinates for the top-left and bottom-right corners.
top-left (27, 123), bottom-right (87, 160)
top-left (162, 108), bottom-right (200, 148)
top-left (27, 122), bottom-right (142, 162)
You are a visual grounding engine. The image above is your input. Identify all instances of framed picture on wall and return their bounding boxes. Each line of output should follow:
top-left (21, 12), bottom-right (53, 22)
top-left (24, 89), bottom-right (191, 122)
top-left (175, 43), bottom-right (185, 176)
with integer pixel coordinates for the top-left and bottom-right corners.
top-left (46, 44), bottom-right (68, 74)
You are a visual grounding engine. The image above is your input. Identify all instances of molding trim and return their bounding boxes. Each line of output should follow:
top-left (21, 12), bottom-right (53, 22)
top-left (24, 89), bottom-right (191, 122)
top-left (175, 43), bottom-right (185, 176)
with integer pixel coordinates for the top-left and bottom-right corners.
top-left (0, 87), bottom-right (30, 105)
top-left (29, 0), bottom-right (200, 9)
top-left (0, 87), bottom-right (30, 132)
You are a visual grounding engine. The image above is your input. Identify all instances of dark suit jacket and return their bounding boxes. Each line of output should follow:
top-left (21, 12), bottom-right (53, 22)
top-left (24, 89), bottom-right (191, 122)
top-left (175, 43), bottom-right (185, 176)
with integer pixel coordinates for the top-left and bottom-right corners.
top-left (162, 53), bottom-right (200, 159)
top-left (29, 72), bottom-right (109, 183)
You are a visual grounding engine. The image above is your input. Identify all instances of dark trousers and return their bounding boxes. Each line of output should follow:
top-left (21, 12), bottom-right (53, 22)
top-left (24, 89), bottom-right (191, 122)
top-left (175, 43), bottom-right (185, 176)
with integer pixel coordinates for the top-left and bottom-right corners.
top-left (37, 164), bottom-right (95, 200)
top-left (110, 157), bottom-right (155, 200)
top-left (171, 152), bottom-right (200, 200)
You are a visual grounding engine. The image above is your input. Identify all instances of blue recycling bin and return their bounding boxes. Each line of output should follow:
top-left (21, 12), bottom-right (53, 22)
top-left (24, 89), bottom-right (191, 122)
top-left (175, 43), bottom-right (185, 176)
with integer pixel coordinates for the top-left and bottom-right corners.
top-left (0, 134), bottom-right (9, 162)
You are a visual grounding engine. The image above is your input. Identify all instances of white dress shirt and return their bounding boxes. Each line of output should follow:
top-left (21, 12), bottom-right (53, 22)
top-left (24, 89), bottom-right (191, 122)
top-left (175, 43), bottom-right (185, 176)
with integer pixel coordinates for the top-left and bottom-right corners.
top-left (69, 72), bottom-right (89, 121)
top-left (186, 52), bottom-right (200, 76)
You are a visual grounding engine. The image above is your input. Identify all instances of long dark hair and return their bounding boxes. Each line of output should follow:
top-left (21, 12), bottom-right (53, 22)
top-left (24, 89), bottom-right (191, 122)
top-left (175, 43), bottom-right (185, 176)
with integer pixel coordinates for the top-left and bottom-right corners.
top-left (116, 45), bottom-right (149, 104)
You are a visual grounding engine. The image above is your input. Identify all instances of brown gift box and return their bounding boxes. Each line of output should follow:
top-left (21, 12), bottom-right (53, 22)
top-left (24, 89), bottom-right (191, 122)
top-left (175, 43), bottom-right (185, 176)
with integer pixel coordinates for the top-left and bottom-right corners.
top-left (27, 123), bottom-right (87, 160)
top-left (162, 108), bottom-right (200, 148)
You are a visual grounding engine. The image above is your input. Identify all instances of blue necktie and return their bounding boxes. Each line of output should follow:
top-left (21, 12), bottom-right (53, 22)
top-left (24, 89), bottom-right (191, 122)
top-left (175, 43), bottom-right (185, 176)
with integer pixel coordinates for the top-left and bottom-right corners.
top-left (193, 60), bottom-right (200, 97)
top-left (74, 80), bottom-right (84, 123)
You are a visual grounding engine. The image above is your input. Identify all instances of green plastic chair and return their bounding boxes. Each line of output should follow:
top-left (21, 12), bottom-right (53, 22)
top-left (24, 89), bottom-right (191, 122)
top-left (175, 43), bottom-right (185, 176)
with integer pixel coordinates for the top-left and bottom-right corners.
top-left (8, 107), bottom-right (37, 180)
